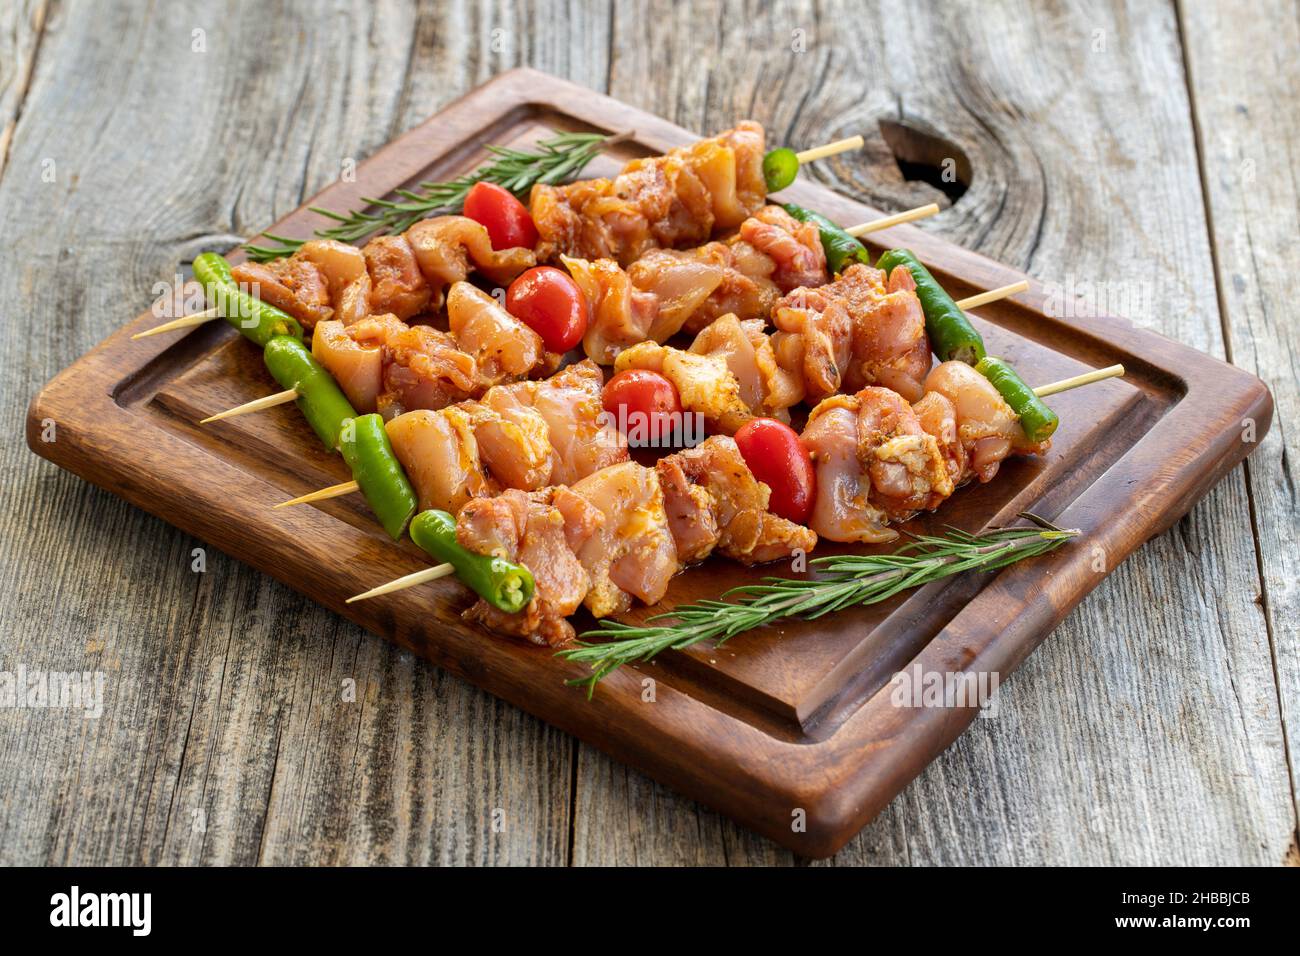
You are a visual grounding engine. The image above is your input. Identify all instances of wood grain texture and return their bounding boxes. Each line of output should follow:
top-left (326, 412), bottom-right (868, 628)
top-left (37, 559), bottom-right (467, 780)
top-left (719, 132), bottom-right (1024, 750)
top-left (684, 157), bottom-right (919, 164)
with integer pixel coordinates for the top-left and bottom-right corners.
top-left (573, 0), bottom-right (1297, 865)
top-left (0, 0), bottom-right (582, 867)
top-left (1179, 0), bottom-right (1300, 841)
top-left (1, 0), bottom-right (1294, 865)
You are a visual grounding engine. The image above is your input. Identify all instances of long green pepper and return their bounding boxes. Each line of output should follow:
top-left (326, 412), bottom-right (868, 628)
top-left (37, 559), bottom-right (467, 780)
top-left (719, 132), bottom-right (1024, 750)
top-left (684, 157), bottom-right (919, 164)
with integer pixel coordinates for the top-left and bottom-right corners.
top-left (876, 248), bottom-right (986, 365)
top-left (339, 414), bottom-right (418, 539)
top-left (409, 511), bottom-right (535, 614)
top-left (192, 252), bottom-right (303, 346)
top-left (262, 336), bottom-right (356, 451)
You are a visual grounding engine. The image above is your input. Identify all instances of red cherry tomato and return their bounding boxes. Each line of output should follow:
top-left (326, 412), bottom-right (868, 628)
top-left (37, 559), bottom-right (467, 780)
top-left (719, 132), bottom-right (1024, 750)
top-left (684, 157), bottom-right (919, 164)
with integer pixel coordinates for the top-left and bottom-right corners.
top-left (506, 266), bottom-right (589, 353)
top-left (462, 181), bottom-right (538, 251)
top-left (734, 418), bottom-right (816, 525)
top-left (602, 369), bottom-right (682, 446)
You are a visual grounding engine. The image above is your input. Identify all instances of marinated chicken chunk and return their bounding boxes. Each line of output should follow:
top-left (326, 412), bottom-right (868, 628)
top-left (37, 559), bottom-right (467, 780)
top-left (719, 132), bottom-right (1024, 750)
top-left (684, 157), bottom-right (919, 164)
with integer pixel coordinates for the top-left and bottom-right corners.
top-left (771, 263), bottom-right (931, 404)
top-left (320, 313), bottom-right (478, 418)
top-left (531, 121), bottom-right (767, 265)
top-left (363, 234), bottom-right (432, 320)
top-left (230, 257), bottom-right (333, 330)
top-left (802, 386), bottom-right (954, 542)
top-left (445, 281), bottom-right (555, 387)
top-left (569, 462), bottom-right (679, 618)
top-left (656, 436), bottom-right (816, 565)
top-left (385, 405), bottom-right (497, 514)
top-left (457, 487), bottom-right (604, 646)
top-left (689, 314), bottom-right (802, 423)
top-left (922, 361), bottom-right (1051, 483)
top-left (406, 215), bottom-right (535, 309)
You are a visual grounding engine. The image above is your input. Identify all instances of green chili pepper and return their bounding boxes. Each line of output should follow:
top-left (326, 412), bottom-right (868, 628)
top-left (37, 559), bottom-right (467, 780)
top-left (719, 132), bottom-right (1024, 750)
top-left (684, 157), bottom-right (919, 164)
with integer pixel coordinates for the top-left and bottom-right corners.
top-left (262, 336), bottom-right (356, 450)
top-left (876, 248), bottom-right (986, 365)
top-left (409, 510), bottom-right (535, 614)
top-left (193, 252), bottom-right (303, 346)
top-left (338, 414), bottom-right (418, 540)
top-left (974, 356), bottom-right (1059, 444)
top-left (762, 148), bottom-right (800, 192)
top-left (782, 202), bottom-right (872, 274)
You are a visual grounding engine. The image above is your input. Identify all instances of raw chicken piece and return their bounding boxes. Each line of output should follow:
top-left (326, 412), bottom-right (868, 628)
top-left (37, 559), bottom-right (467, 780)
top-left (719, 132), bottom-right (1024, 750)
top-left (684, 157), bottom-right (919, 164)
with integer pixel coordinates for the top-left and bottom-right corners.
top-left (677, 240), bottom-right (782, 335)
top-left (385, 405), bottom-right (496, 514)
top-left (689, 314), bottom-right (803, 422)
top-left (339, 313), bottom-right (479, 419)
top-left (770, 285), bottom-right (853, 403)
top-left (801, 398), bottom-right (895, 543)
top-left (457, 488), bottom-right (603, 646)
top-left (312, 319), bottom-right (384, 413)
top-left (656, 436), bottom-right (816, 565)
top-left (531, 121), bottom-right (767, 265)
top-left (853, 386), bottom-right (953, 518)
top-left (737, 205), bottom-right (828, 292)
top-left (406, 215), bottom-right (535, 310)
top-left (445, 282), bottom-right (555, 387)
top-left (363, 235), bottom-right (432, 320)
top-left (912, 390), bottom-right (967, 490)
top-left (334, 273), bottom-right (373, 326)
top-left (295, 240), bottom-right (368, 303)
top-left (569, 462), bottom-right (679, 618)
top-left (835, 264), bottom-right (932, 402)
top-left (566, 249), bottom-right (727, 363)
top-left (523, 360), bottom-right (628, 484)
top-left (613, 340), bottom-right (752, 435)
top-left (230, 257), bottom-right (333, 329)
top-left (471, 391), bottom-right (555, 492)
top-left (922, 361), bottom-right (1050, 483)
top-left (801, 387), bottom-right (953, 543)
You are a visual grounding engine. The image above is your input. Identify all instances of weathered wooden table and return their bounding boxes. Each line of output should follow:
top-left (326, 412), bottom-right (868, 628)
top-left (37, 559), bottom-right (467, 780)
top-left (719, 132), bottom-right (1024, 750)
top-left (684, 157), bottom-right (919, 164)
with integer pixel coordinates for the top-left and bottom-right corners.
top-left (0, 0), bottom-right (1294, 865)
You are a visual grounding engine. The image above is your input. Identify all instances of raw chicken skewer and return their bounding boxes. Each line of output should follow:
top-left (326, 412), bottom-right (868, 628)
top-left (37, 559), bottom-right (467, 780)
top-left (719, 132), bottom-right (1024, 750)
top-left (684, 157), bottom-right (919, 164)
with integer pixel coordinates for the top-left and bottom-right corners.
top-left (349, 436), bottom-right (815, 645)
top-left (611, 270), bottom-right (1029, 435)
top-left (134, 122), bottom-right (881, 340)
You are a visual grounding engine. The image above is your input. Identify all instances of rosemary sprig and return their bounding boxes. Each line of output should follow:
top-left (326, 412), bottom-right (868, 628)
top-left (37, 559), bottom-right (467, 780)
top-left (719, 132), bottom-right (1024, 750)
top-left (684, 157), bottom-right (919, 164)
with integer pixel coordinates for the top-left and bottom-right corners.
top-left (243, 131), bottom-right (620, 262)
top-left (557, 514), bottom-right (1080, 696)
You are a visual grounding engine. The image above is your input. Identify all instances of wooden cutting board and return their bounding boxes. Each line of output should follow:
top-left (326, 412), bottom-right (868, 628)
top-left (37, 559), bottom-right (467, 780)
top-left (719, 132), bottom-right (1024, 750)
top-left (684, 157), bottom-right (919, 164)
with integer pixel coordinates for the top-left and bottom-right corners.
top-left (24, 68), bottom-right (1273, 858)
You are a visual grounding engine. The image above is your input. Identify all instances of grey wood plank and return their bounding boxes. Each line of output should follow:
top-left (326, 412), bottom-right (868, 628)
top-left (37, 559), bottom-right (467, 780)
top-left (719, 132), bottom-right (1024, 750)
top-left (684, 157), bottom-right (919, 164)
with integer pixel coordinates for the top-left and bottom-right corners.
top-left (0, 0), bottom-right (48, 175)
top-left (572, 0), bottom-right (1293, 865)
top-left (0, 0), bottom-right (614, 867)
top-left (1179, 0), bottom-right (1300, 842)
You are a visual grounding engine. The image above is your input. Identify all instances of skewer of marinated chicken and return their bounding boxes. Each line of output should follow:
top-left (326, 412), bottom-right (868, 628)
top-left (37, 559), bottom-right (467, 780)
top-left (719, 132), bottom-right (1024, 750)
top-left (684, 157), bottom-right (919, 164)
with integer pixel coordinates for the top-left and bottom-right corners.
top-left (281, 357), bottom-right (629, 510)
top-left (205, 277), bottom-right (563, 426)
top-left (529, 121), bottom-right (770, 267)
top-left (136, 214), bottom-right (536, 340)
top-left (563, 202), bottom-right (952, 364)
top-left (419, 437), bottom-right (816, 646)
top-left (607, 263), bottom-right (1034, 437)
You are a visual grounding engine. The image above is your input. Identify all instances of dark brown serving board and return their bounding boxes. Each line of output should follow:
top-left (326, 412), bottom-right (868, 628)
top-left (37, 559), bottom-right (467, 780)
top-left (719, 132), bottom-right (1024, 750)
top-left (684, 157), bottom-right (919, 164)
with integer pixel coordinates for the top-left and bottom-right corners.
top-left (25, 69), bottom-right (1273, 857)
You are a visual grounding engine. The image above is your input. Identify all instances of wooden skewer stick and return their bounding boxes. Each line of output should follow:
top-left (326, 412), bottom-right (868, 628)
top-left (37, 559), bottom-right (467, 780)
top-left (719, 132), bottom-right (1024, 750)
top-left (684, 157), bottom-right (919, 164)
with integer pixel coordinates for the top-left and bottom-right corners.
top-left (135, 307), bottom-right (224, 339)
top-left (955, 280), bottom-right (1029, 311)
top-left (131, 306), bottom-right (221, 340)
top-left (274, 480), bottom-right (360, 508)
top-left (199, 388), bottom-right (298, 424)
top-left (1033, 364), bottom-right (1125, 398)
top-left (347, 563), bottom-right (456, 603)
top-left (845, 203), bottom-right (941, 237)
top-left (795, 135), bottom-right (865, 164)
